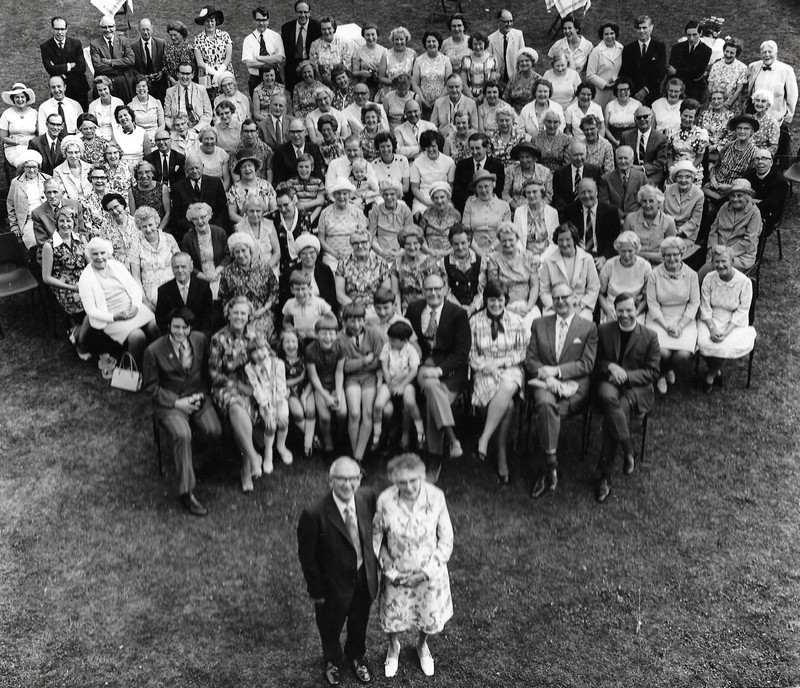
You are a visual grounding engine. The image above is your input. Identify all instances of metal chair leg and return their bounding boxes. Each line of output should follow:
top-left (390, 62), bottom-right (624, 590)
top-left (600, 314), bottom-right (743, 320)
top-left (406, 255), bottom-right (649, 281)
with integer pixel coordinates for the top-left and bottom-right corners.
top-left (776, 229), bottom-right (783, 259)
top-left (639, 414), bottom-right (648, 463)
top-left (152, 416), bottom-right (164, 475)
top-left (747, 349), bottom-right (754, 388)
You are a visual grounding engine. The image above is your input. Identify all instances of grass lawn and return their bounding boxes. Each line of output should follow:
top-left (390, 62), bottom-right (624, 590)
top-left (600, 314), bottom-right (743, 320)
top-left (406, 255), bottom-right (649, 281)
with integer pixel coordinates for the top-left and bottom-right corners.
top-left (2, 1), bottom-right (800, 686)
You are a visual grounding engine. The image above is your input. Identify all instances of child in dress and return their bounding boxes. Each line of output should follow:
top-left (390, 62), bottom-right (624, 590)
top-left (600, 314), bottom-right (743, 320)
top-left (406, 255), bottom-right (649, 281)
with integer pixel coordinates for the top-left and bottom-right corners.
top-left (287, 154), bottom-right (326, 224)
top-left (245, 336), bottom-right (292, 474)
top-left (282, 271), bottom-right (333, 343)
top-left (372, 321), bottom-right (425, 451)
top-left (305, 314), bottom-right (347, 454)
top-left (349, 158), bottom-right (380, 212)
top-left (278, 327), bottom-right (317, 458)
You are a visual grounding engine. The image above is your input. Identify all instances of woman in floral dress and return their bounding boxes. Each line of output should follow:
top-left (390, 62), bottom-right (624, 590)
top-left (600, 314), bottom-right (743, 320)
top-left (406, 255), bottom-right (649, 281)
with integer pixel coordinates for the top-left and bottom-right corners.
top-left (378, 27), bottom-right (417, 101)
top-left (419, 182), bottom-right (461, 257)
top-left (193, 7), bottom-right (233, 101)
top-left (412, 30), bottom-right (452, 118)
top-left (129, 206), bottom-right (179, 308)
top-left (392, 225), bottom-right (445, 314)
top-left (317, 179), bottom-right (368, 269)
top-left (334, 230), bottom-right (391, 317)
top-left (488, 106), bottom-right (528, 168)
top-left (667, 99), bottom-right (709, 185)
top-left (707, 38), bottom-right (748, 114)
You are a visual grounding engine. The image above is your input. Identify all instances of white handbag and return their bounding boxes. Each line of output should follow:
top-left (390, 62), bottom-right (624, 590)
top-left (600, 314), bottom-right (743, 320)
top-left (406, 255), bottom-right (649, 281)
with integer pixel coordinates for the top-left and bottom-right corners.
top-left (110, 352), bottom-right (142, 393)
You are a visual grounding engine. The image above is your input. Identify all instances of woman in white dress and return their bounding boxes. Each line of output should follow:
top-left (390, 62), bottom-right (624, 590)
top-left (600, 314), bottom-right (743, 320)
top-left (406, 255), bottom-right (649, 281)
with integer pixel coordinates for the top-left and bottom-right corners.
top-left (548, 15), bottom-right (594, 75)
top-left (89, 76), bottom-right (124, 141)
top-left (0, 82), bottom-right (38, 176)
top-left (112, 105), bottom-right (151, 166)
top-left (586, 22), bottom-right (623, 109)
top-left (598, 230), bottom-right (652, 324)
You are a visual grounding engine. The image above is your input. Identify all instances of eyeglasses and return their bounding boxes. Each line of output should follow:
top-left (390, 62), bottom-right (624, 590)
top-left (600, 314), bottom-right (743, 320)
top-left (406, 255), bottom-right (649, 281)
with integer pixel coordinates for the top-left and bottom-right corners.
top-left (155, 138), bottom-right (171, 142)
top-left (552, 295), bottom-right (573, 302)
top-left (91, 176), bottom-right (107, 181)
top-left (635, 115), bottom-right (650, 121)
top-left (350, 240), bottom-right (369, 246)
top-left (178, 71), bottom-right (193, 76)
top-left (332, 475), bottom-right (361, 483)
top-left (423, 286), bottom-right (444, 293)
top-left (289, 129), bottom-right (305, 134)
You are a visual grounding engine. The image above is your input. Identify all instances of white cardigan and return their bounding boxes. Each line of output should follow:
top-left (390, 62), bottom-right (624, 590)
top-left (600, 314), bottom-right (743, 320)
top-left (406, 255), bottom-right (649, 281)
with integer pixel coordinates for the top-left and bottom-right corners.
top-left (79, 259), bottom-right (143, 330)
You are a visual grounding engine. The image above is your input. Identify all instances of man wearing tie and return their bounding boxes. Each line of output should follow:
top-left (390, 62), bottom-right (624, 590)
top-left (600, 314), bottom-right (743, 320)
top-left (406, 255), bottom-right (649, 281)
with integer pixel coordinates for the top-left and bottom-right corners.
top-left (27, 114), bottom-right (65, 176)
top-left (143, 307), bottom-right (222, 517)
top-left (619, 15), bottom-right (666, 106)
top-left (526, 283), bottom-right (597, 498)
top-left (430, 74), bottom-right (480, 138)
top-left (667, 21), bottom-right (712, 102)
top-left (620, 107), bottom-right (668, 187)
top-left (598, 146), bottom-right (647, 221)
top-left (282, 1), bottom-right (322, 92)
top-left (164, 63), bottom-right (214, 134)
top-left (298, 456), bottom-right (378, 686)
top-left (452, 133), bottom-right (505, 212)
top-left (560, 178), bottom-right (621, 271)
top-left (31, 179), bottom-right (83, 250)
top-left (155, 253), bottom-right (215, 337)
top-left (393, 100), bottom-right (435, 161)
top-left (170, 156), bottom-right (228, 240)
top-left (145, 130), bottom-right (186, 188)
top-left (40, 16), bottom-right (88, 110)
top-left (272, 117), bottom-right (324, 184)
top-left (132, 18), bottom-right (168, 103)
top-left (37, 76), bottom-right (82, 135)
top-left (90, 15), bottom-right (137, 103)
top-left (551, 140), bottom-right (602, 212)
top-left (257, 94), bottom-right (291, 152)
top-left (242, 7), bottom-right (286, 97)
top-left (488, 9), bottom-right (525, 88)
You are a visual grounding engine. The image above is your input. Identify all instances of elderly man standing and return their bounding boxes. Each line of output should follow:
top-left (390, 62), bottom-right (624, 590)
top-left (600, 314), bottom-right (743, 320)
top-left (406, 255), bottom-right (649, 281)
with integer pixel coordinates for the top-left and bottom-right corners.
top-left (619, 15), bottom-right (666, 106)
top-left (132, 18), bottom-right (168, 103)
top-left (143, 306), bottom-right (222, 517)
top-left (298, 456), bottom-right (378, 686)
top-left (488, 9), bottom-right (525, 88)
top-left (599, 145), bottom-right (647, 221)
top-left (40, 16), bottom-right (88, 110)
top-left (164, 62), bottom-right (213, 135)
top-left (90, 15), bottom-right (136, 103)
top-left (242, 7), bottom-right (286, 97)
top-left (526, 283), bottom-right (597, 498)
top-left (37, 76), bottom-right (82, 135)
top-left (406, 273), bottom-right (470, 466)
top-left (594, 292), bottom-right (660, 503)
top-left (620, 106), bottom-right (668, 187)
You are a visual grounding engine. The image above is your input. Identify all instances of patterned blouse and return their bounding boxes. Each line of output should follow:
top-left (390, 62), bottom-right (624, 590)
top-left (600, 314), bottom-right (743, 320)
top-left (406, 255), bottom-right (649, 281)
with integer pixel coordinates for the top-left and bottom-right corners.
top-left (461, 53), bottom-right (497, 99)
top-left (504, 72), bottom-right (540, 113)
top-left (393, 255), bottom-right (446, 313)
top-left (209, 325), bottom-right (258, 418)
top-left (310, 37), bottom-right (355, 77)
top-left (532, 132), bottom-right (571, 171)
top-left (254, 83), bottom-right (290, 116)
top-left (488, 128), bottom-right (529, 167)
top-left (332, 84), bottom-right (354, 112)
top-left (502, 162), bottom-right (553, 206)
top-left (104, 162), bottom-right (134, 195)
top-left (335, 252), bottom-right (391, 307)
top-left (194, 30), bottom-right (233, 81)
top-left (479, 248), bottom-right (538, 304)
top-left (753, 112), bottom-right (781, 155)
top-left (667, 126), bottom-right (710, 183)
top-left (444, 132), bottom-right (474, 162)
top-left (218, 259), bottom-right (279, 340)
top-left (416, 53), bottom-right (451, 105)
top-left (584, 137), bottom-right (615, 174)
top-left (132, 183), bottom-right (167, 219)
top-left (708, 59), bottom-right (748, 112)
top-left (698, 107), bottom-right (735, 151)
top-left (710, 141), bottom-right (756, 187)
top-left (46, 233), bottom-right (87, 315)
top-left (318, 204), bottom-right (368, 261)
top-left (164, 42), bottom-right (197, 82)
top-left (293, 80), bottom-right (324, 121)
top-left (80, 137), bottom-right (108, 165)
top-left (129, 231), bottom-right (180, 305)
top-left (420, 204), bottom-right (461, 254)
top-left (226, 179), bottom-right (277, 216)
top-left (319, 137), bottom-right (346, 168)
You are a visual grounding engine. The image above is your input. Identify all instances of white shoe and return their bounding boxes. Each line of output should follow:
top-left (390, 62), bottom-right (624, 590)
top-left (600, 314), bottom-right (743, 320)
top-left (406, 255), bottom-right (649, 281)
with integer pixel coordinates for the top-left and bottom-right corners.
top-left (666, 370), bottom-right (676, 385)
top-left (417, 643), bottom-right (434, 677)
top-left (656, 377), bottom-right (667, 395)
top-left (278, 448), bottom-right (294, 465)
top-left (262, 455), bottom-right (274, 475)
top-left (384, 646), bottom-right (399, 678)
top-left (449, 440), bottom-right (463, 459)
top-left (241, 467), bottom-right (254, 493)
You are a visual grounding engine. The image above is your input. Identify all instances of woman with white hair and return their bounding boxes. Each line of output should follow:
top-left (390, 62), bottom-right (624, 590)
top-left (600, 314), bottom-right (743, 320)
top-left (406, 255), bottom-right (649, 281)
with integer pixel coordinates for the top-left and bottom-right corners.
top-left (53, 136), bottom-right (93, 200)
top-left (233, 196), bottom-right (280, 275)
top-left (368, 179), bottom-right (413, 261)
top-left (218, 231), bottom-right (279, 340)
top-left (623, 185), bottom-right (677, 264)
top-left (750, 89), bottom-right (780, 155)
top-left (317, 177), bottom-right (368, 269)
top-left (182, 201), bottom-right (230, 298)
top-left (78, 235), bottom-right (158, 365)
top-left (305, 85), bottom-right (351, 145)
top-left (7, 149), bottom-right (49, 250)
top-left (191, 128), bottom-right (231, 189)
top-left (663, 161), bottom-right (704, 257)
top-left (598, 230), bottom-right (652, 323)
top-left (378, 26), bottom-right (417, 100)
top-left (129, 205), bottom-right (180, 308)
top-left (504, 48), bottom-right (541, 113)
top-left (487, 105), bottom-right (528, 167)
top-left (512, 178), bottom-right (558, 258)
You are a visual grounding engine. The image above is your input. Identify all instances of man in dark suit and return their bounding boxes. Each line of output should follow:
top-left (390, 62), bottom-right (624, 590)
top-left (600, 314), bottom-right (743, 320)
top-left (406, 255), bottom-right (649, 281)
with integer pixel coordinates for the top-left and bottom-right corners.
top-left (272, 117), bottom-right (324, 184)
top-left (281, 0), bottom-right (322, 91)
top-left (620, 107), bottom-right (668, 187)
top-left (667, 21), bottom-right (712, 101)
top-left (406, 273), bottom-right (470, 464)
top-left (619, 15), bottom-right (667, 106)
top-left (40, 16), bottom-right (88, 110)
top-left (452, 133), bottom-right (505, 212)
top-left (298, 456), bottom-right (378, 686)
top-left (598, 145), bottom-right (648, 220)
top-left (31, 179), bottom-right (83, 249)
top-left (155, 253), bottom-right (215, 337)
top-left (170, 155), bottom-right (228, 241)
top-left (560, 178), bottom-right (621, 270)
top-left (143, 306), bottom-right (222, 517)
top-left (526, 283), bottom-right (597, 498)
top-left (131, 18), bottom-right (168, 102)
top-left (594, 292), bottom-right (660, 503)
top-left (551, 139), bottom-right (602, 212)
top-left (90, 15), bottom-right (136, 103)
top-left (744, 148), bottom-right (789, 237)
top-left (257, 93), bottom-right (291, 152)
top-left (27, 114), bottom-right (65, 176)
top-left (145, 130), bottom-right (186, 188)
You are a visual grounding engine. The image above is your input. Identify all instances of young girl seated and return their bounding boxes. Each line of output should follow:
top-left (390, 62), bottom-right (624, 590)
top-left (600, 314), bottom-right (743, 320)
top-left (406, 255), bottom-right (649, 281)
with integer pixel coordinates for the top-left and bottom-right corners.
top-left (372, 320), bottom-right (425, 451)
top-left (337, 302), bottom-right (383, 462)
top-left (278, 327), bottom-right (317, 458)
top-left (349, 158), bottom-right (380, 212)
top-left (287, 154), bottom-right (326, 224)
top-left (245, 336), bottom-right (292, 474)
top-left (282, 271), bottom-right (333, 342)
top-left (305, 314), bottom-right (347, 454)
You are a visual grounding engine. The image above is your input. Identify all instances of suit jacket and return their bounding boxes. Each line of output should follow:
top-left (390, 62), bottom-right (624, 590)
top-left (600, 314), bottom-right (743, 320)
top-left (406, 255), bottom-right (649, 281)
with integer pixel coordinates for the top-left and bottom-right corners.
top-left (551, 163), bottom-right (602, 211)
top-left (271, 141), bottom-right (325, 185)
top-left (31, 199), bottom-right (82, 246)
top-left (297, 487), bottom-right (379, 606)
top-left (163, 82), bottom-right (213, 133)
top-left (27, 135), bottom-right (64, 176)
top-left (132, 36), bottom-right (168, 101)
top-left (620, 39), bottom-right (667, 104)
top-left (430, 95), bottom-right (480, 138)
top-left (539, 247), bottom-right (601, 316)
top-left (595, 321), bottom-right (660, 412)
top-left (598, 168), bottom-right (648, 219)
top-left (744, 167), bottom-right (789, 229)
top-left (281, 18), bottom-right (322, 90)
top-left (171, 176), bottom-right (228, 238)
top-left (524, 314), bottom-right (598, 402)
top-left (488, 28), bottom-right (525, 81)
top-left (155, 277), bottom-right (215, 335)
top-left (143, 331), bottom-right (211, 415)
top-left (40, 36), bottom-right (88, 107)
top-left (145, 149), bottom-right (186, 187)
top-left (620, 129), bottom-right (668, 187)
top-left (258, 115), bottom-right (292, 152)
top-left (668, 41), bottom-right (712, 99)
top-left (560, 200), bottom-right (621, 259)
top-left (89, 35), bottom-right (136, 103)
top-left (406, 300), bottom-right (471, 392)
top-left (452, 156), bottom-right (506, 212)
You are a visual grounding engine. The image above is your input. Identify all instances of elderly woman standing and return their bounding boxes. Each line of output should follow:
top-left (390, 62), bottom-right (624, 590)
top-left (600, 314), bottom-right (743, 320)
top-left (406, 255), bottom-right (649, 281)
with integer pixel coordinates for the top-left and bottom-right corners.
top-left (598, 231), bottom-right (652, 323)
top-left (646, 236), bottom-right (700, 394)
top-left (129, 161), bottom-right (171, 230)
top-left (318, 178), bottom-right (368, 269)
top-left (234, 197), bottom-right (280, 274)
top-left (78, 236), bottom-right (159, 365)
top-left (504, 141), bottom-right (552, 211)
top-left (0, 83), bottom-right (38, 177)
top-left (392, 225), bottom-right (445, 313)
top-left (193, 5), bottom-right (233, 101)
top-left (532, 111), bottom-right (571, 172)
top-left (667, 100), bottom-right (709, 181)
top-left (309, 16), bottom-right (354, 86)
top-left (586, 22), bottom-right (623, 109)
top-left (219, 232), bottom-right (279, 341)
top-left (103, 142), bottom-right (134, 195)
top-left (54, 136), bottom-right (93, 200)
top-left (227, 153), bottom-right (276, 225)
top-left (129, 75), bottom-right (165, 145)
top-left (624, 185), bottom-right (677, 264)
top-left (369, 180), bottom-right (413, 261)
top-left (183, 201), bottom-right (230, 298)
top-left (129, 206), bottom-right (180, 309)
top-left (512, 179), bottom-right (558, 257)
top-left (374, 453), bottom-right (453, 679)
top-left (89, 76), bottom-right (124, 141)
top-left (663, 161), bottom-right (704, 257)
top-left (419, 182), bottom-right (461, 258)
top-left (504, 48), bottom-right (541, 114)
top-left (488, 106), bottom-right (528, 168)
top-left (379, 27), bottom-right (417, 100)
top-left (7, 150), bottom-right (48, 251)
top-left (697, 245), bottom-right (756, 392)
top-left (469, 280), bottom-right (529, 482)
top-left (112, 105), bottom-right (151, 166)
top-left (334, 230), bottom-right (391, 316)
top-left (412, 30), bottom-right (452, 117)
top-left (580, 114), bottom-right (614, 174)
top-left (707, 38), bottom-right (747, 114)
top-left (539, 221), bottom-right (600, 320)
top-left (462, 169), bottom-right (511, 257)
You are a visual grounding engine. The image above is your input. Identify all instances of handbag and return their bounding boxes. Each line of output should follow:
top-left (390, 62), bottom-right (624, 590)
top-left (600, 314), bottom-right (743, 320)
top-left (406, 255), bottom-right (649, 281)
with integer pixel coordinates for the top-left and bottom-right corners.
top-left (111, 352), bottom-right (142, 392)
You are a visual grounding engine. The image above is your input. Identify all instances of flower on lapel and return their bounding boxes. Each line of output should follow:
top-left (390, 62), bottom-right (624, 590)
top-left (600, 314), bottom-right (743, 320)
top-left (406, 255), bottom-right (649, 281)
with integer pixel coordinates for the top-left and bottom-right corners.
top-left (572, 338), bottom-right (582, 344)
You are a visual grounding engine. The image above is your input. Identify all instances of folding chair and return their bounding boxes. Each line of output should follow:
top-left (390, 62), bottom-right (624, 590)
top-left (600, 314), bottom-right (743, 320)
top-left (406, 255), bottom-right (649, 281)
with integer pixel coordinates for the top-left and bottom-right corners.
top-left (0, 231), bottom-right (40, 337)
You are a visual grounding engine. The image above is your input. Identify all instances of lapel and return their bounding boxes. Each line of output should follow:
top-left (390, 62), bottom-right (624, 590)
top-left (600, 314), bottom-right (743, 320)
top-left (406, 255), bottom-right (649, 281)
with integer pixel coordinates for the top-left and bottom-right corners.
top-left (354, 490), bottom-right (369, 544)
top-left (611, 323), bottom-right (621, 361)
top-left (560, 316), bottom-right (580, 362)
top-left (553, 251), bottom-right (570, 282)
top-left (163, 336), bottom-right (186, 376)
top-left (324, 493), bottom-right (351, 545)
top-left (546, 316), bottom-right (557, 362)
top-left (611, 172), bottom-right (624, 196)
top-left (622, 324), bottom-right (639, 361)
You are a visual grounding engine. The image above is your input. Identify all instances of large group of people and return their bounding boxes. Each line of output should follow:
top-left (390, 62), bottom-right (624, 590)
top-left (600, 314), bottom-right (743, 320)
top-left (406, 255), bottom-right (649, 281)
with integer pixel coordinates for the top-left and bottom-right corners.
top-left (3, 5), bottom-right (791, 685)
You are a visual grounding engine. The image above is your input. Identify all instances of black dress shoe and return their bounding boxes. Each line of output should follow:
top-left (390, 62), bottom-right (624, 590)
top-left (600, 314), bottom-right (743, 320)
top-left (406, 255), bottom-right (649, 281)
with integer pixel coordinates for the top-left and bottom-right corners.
top-left (180, 492), bottom-right (208, 517)
top-left (323, 661), bottom-right (340, 686)
top-left (351, 657), bottom-right (373, 683)
top-left (713, 372), bottom-right (725, 388)
top-left (596, 478), bottom-right (611, 503)
top-left (622, 453), bottom-right (635, 475)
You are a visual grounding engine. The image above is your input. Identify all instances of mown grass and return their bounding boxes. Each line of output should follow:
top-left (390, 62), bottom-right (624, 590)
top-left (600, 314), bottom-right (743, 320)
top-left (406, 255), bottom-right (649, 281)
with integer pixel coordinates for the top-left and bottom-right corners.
top-left (2, 1), bottom-right (800, 687)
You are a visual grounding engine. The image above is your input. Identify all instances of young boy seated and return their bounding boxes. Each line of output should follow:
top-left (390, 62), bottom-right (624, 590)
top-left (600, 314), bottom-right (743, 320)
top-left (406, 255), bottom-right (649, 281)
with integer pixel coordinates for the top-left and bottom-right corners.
top-left (287, 153), bottom-right (326, 224)
top-left (305, 314), bottom-right (346, 455)
top-left (282, 271), bottom-right (333, 342)
top-left (372, 287), bottom-right (415, 342)
top-left (337, 303), bottom-right (383, 462)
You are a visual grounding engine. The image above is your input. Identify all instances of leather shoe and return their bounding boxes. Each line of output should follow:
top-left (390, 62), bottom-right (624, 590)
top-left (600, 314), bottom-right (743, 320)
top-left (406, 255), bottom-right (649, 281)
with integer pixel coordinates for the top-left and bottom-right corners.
top-left (351, 657), bottom-right (373, 683)
top-left (323, 661), bottom-right (340, 686)
top-left (180, 492), bottom-right (207, 517)
top-left (596, 478), bottom-right (610, 503)
top-left (623, 453), bottom-right (635, 475)
top-left (530, 469), bottom-right (557, 499)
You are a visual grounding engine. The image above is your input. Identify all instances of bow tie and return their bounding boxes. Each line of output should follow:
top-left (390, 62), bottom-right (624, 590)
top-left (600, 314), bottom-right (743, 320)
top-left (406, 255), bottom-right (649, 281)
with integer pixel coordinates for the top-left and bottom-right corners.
top-left (762, 65), bottom-right (773, 71)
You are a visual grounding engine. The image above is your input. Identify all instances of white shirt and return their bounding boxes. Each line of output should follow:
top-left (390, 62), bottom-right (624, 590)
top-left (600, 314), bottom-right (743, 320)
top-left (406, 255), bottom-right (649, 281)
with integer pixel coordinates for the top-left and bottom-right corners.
top-left (325, 156), bottom-right (379, 194)
top-left (38, 97), bottom-right (82, 134)
top-left (342, 101), bottom-right (390, 135)
top-left (394, 120), bottom-right (435, 160)
top-left (421, 303), bottom-right (444, 336)
top-left (748, 59), bottom-right (798, 123)
top-left (241, 28), bottom-right (285, 76)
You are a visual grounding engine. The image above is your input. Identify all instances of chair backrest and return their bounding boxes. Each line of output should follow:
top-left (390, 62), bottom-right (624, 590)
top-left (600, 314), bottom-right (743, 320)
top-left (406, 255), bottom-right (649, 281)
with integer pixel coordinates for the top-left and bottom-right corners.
top-left (748, 276), bottom-right (757, 326)
top-left (0, 231), bottom-right (28, 268)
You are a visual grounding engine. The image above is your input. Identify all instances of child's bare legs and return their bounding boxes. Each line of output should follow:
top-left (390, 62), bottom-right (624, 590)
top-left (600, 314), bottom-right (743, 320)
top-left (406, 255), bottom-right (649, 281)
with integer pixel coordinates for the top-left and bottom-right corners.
top-left (314, 389), bottom-right (334, 451)
top-left (403, 384), bottom-right (425, 444)
top-left (263, 424), bottom-right (276, 475)
top-left (346, 385), bottom-right (375, 461)
top-left (302, 388), bottom-right (316, 456)
top-left (372, 384), bottom-right (392, 449)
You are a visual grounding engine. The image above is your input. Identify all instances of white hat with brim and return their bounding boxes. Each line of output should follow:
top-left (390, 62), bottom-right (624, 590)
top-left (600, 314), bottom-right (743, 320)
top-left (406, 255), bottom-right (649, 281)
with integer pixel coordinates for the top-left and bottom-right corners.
top-left (2, 82), bottom-right (35, 106)
top-left (328, 177), bottom-right (356, 195)
top-left (669, 160), bottom-right (698, 182)
top-left (727, 178), bottom-right (755, 196)
top-left (16, 149), bottom-right (42, 173)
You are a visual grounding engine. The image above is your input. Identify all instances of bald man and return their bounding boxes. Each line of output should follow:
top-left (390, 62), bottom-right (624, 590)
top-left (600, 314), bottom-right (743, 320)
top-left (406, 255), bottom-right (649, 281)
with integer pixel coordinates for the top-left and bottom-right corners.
top-left (551, 139), bottom-right (602, 211)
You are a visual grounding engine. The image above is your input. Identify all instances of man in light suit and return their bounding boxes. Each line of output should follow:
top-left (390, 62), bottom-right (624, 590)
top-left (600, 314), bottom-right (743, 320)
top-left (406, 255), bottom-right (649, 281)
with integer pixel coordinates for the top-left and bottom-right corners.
top-left (90, 15), bottom-right (136, 103)
top-left (27, 114), bottom-right (65, 176)
top-left (155, 253), bottom-right (215, 337)
top-left (257, 93), bottom-right (291, 152)
top-left (298, 456), bottom-right (378, 686)
top-left (488, 9), bottom-right (525, 87)
top-left (325, 136), bottom-right (379, 194)
top-left (430, 74), bottom-right (479, 138)
top-left (667, 21), bottom-right (712, 101)
top-left (551, 140), bottom-right (602, 212)
top-left (620, 107), bottom-right (668, 187)
top-left (560, 178), bottom-right (621, 270)
top-left (406, 274), bottom-right (470, 466)
top-left (393, 100), bottom-right (435, 161)
top-left (598, 146), bottom-right (648, 220)
top-left (271, 117), bottom-right (324, 184)
top-left (40, 16), bottom-right (88, 110)
top-left (619, 15), bottom-right (667, 106)
top-left (145, 130), bottom-right (186, 188)
top-left (131, 18), bottom-right (168, 102)
top-left (164, 63), bottom-right (213, 135)
top-left (31, 179), bottom-right (83, 249)
top-left (594, 292), bottom-right (660, 503)
top-left (170, 156), bottom-right (228, 240)
top-left (747, 40), bottom-right (798, 125)
top-left (452, 133), bottom-right (505, 212)
top-left (526, 283), bottom-right (598, 498)
top-left (281, 0), bottom-right (322, 92)
top-left (342, 84), bottom-right (389, 135)
top-left (143, 306), bottom-right (222, 517)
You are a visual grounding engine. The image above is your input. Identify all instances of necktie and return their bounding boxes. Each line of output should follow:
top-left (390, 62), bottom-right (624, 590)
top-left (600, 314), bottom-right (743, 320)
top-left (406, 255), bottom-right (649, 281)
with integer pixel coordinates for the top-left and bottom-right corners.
top-left (344, 504), bottom-right (363, 569)
top-left (162, 154), bottom-right (169, 181)
top-left (475, 161), bottom-right (482, 175)
top-left (503, 34), bottom-right (509, 82)
top-left (180, 283), bottom-right (189, 304)
top-left (184, 87), bottom-right (190, 115)
top-left (622, 172), bottom-right (628, 191)
top-left (275, 117), bottom-right (282, 144)
top-left (412, 123), bottom-right (418, 137)
top-left (638, 135), bottom-right (646, 166)
top-left (108, 39), bottom-right (114, 59)
top-left (555, 319), bottom-right (568, 359)
top-left (424, 308), bottom-right (438, 341)
top-left (584, 209), bottom-right (594, 252)
top-left (640, 42), bottom-right (646, 59)
top-left (573, 168), bottom-right (581, 196)
top-left (295, 27), bottom-right (304, 60)
top-left (762, 65), bottom-right (772, 72)
top-left (180, 340), bottom-right (193, 371)
top-left (193, 180), bottom-right (200, 196)
top-left (50, 140), bottom-right (56, 161)
top-left (144, 41), bottom-right (153, 73)
top-left (57, 102), bottom-right (65, 127)
top-left (57, 42), bottom-right (63, 51)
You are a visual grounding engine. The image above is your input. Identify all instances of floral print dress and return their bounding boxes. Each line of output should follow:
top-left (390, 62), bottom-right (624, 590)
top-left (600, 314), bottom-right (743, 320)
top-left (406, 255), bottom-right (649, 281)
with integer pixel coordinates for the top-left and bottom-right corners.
top-left (209, 326), bottom-right (258, 420)
top-left (47, 233), bottom-right (87, 314)
top-left (218, 261), bottom-right (280, 341)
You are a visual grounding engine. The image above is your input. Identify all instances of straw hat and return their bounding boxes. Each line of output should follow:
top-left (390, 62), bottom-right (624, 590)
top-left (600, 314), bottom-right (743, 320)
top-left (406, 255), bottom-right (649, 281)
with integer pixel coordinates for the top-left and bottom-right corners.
top-left (2, 82), bottom-right (35, 106)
